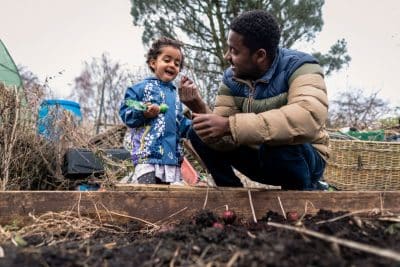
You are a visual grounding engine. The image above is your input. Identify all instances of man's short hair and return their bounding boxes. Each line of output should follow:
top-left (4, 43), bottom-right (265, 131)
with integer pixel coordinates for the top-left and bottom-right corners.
top-left (230, 10), bottom-right (281, 60)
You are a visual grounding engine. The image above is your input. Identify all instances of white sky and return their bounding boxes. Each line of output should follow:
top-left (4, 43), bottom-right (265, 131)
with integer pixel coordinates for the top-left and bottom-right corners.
top-left (2, 0), bottom-right (400, 107)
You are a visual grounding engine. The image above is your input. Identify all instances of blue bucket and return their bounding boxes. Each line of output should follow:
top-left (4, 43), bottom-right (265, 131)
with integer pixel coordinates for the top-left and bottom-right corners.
top-left (37, 99), bottom-right (82, 139)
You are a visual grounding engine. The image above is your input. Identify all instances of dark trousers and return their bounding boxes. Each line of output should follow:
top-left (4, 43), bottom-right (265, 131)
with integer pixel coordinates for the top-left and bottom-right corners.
top-left (188, 129), bottom-right (325, 190)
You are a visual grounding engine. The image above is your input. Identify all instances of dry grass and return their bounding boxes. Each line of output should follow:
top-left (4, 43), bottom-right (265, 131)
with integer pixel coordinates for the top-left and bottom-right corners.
top-left (0, 84), bottom-right (62, 190)
top-left (0, 210), bottom-right (130, 247)
top-left (0, 84), bottom-right (131, 191)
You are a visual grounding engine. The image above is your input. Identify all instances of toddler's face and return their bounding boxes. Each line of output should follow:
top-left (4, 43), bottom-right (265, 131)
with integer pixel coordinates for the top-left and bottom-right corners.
top-left (150, 46), bottom-right (182, 82)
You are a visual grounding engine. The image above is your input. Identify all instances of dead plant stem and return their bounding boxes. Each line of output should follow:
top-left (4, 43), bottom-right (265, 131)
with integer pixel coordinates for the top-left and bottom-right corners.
top-left (93, 202), bottom-right (103, 224)
top-left (77, 192), bottom-right (82, 218)
top-left (268, 221), bottom-right (400, 262)
top-left (316, 209), bottom-right (382, 225)
top-left (154, 207), bottom-right (188, 225)
top-left (202, 187), bottom-right (209, 209)
top-left (277, 196), bottom-right (287, 220)
top-left (226, 251), bottom-right (244, 267)
top-left (108, 211), bottom-right (159, 228)
top-left (169, 246), bottom-right (180, 267)
top-left (98, 202), bottom-right (115, 222)
top-left (248, 190), bottom-right (257, 223)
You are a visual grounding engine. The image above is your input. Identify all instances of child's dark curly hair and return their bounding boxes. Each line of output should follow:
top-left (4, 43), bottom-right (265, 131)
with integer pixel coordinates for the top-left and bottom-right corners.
top-left (146, 37), bottom-right (184, 72)
top-left (230, 10), bottom-right (281, 60)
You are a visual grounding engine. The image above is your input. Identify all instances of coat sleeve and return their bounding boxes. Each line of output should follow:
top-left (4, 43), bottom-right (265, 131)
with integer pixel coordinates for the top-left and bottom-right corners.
top-left (229, 73), bottom-right (328, 146)
top-left (205, 83), bottom-right (241, 151)
top-left (119, 84), bottom-right (149, 128)
top-left (177, 104), bottom-right (192, 138)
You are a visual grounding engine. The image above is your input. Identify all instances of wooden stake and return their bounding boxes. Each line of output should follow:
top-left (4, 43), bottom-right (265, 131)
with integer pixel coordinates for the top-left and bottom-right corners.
top-left (248, 190), bottom-right (257, 223)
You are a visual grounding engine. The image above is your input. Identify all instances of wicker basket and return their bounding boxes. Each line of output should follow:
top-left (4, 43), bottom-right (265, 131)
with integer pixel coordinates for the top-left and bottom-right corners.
top-left (324, 139), bottom-right (400, 190)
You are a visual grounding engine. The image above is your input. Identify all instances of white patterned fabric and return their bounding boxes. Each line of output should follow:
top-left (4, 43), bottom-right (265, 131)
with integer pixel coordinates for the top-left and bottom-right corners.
top-left (124, 163), bottom-right (183, 183)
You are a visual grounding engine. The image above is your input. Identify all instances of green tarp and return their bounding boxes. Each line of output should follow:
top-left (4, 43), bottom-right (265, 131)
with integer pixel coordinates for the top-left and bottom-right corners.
top-left (0, 39), bottom-right (23, 88)
top-left (346, 129), bottom-right (385, 141)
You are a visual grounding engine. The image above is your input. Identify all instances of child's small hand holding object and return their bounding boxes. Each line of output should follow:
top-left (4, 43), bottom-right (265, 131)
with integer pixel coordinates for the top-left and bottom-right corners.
top-left (143, 103), bottom-right (160, 118)
top-left (125, 99), bottom-right (168, 118)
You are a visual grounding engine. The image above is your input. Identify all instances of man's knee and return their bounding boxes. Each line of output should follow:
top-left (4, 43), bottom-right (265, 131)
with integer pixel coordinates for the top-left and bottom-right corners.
top-left (259, 144), bottom-right (321, 190)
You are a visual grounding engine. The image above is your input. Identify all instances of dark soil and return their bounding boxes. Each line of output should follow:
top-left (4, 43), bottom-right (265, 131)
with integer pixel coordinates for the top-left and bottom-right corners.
top-left (1, 209), bottom-right (400, 267)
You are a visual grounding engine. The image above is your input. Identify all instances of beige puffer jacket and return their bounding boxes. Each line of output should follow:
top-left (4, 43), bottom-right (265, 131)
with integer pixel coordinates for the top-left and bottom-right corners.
top-left (211, 65), bottom-right (330, 161)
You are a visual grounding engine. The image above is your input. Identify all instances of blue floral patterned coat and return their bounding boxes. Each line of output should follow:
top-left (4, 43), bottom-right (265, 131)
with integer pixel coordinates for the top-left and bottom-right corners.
top-left (119, 77), bottom-right (191, 166)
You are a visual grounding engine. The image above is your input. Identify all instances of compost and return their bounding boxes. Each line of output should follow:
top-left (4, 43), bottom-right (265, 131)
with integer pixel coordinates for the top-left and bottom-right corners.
top-left (1, 209), bottom-right (399, 267)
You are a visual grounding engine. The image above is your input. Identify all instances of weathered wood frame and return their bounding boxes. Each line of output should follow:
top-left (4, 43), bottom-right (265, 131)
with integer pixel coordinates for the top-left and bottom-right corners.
top-left (1, 185), bottom-right (399, 225)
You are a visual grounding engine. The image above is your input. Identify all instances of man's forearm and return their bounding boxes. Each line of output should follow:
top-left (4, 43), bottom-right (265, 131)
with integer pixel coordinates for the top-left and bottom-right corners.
top-left (188, 100), bottom-right (211, 114)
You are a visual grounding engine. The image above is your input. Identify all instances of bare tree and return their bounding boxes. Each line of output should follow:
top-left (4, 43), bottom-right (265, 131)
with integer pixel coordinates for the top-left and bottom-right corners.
top-left (328, 89), bottom-right (392, 129)
top-left (130, 0), bottom-right (351, 106)
top-left (70, 53), bottom-right (142, 134)
top-left (18, 65), bottom-right (48, 110)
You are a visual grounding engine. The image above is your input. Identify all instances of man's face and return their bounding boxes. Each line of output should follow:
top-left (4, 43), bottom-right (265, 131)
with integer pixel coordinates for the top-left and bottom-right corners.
top-left (224, 30), bottom-right (263, 80)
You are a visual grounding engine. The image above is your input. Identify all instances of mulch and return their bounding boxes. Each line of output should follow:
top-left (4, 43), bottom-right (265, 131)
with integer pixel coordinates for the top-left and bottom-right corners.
top-left (1, 209), bottom-right (400, 267)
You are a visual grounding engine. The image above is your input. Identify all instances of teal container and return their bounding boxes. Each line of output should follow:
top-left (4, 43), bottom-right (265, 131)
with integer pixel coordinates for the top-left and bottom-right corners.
top-left (37, 99), bottom-right (82, 139)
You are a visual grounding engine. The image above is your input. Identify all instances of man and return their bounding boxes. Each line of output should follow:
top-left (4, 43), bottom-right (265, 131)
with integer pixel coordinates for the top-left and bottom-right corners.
top-left (179, 10), bottom-right (329, 190)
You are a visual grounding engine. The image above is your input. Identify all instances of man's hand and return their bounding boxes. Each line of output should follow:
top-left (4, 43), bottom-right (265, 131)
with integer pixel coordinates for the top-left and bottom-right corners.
top-left (192, 113), bottom-right (231, 143)
top-left (143, 103), bottom-right (160, 118)
top-left (179, 76), bottom-right (207, 113)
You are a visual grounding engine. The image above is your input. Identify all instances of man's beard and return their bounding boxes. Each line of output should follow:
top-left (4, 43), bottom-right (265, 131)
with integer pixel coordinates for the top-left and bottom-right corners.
top-left (233, 68), bottom-right (261, 80)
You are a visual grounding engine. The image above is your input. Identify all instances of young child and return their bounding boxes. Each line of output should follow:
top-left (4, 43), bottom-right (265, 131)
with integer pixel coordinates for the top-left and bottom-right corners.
top-left (119, 37), bottom-right (191, 184)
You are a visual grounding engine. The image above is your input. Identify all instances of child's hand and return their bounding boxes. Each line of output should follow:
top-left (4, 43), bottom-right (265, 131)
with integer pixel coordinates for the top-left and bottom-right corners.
top-left (143, 103), bottom-right (160, 118)
top-left (179, 76), bottom-right (206, 113)
top-left (179, 75), bottom-right (198, 93)
top-left (179, 76), bottom-right (199, 103)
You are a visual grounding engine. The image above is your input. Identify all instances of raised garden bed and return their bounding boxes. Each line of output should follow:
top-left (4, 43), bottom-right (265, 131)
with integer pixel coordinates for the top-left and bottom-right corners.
top-left (1, 188), bottom-right (400, 266)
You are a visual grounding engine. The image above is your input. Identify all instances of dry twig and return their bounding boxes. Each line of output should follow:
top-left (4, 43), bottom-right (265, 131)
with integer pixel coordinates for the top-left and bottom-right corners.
top-left (202, 187), bottom-right (209, 209)
top-left (169, 246), bottom-right (180, 267)
top-left (316, 209), bottom-right (382, 225)
top-left (378, 216), bottom-right (400, 223)
top-left (268, 221), bottom-right (400, 262)
top-left (248, 190), bottom-right (257, 223)
top-left (226, 251), bottom-right (245, 267)
top-left (107, 211), bottom-right (159, 228)
top-left (277, 196), bottom-right (287, 220)
top-left (154, 207), bottom-right (188, 225)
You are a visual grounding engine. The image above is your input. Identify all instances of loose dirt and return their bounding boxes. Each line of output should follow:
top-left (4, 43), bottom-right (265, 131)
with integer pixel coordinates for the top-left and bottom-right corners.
top-left (1, 209), bottom-right (399, 267)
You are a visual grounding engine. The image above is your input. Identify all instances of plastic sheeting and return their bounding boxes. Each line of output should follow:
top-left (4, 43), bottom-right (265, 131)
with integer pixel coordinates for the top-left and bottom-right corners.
top-left (0, 39), bottom-right (22, 88)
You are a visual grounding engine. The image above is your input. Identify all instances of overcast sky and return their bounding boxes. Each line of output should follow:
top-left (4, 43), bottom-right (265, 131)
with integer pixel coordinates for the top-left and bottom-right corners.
top-left (2, 0), bottom-right (400, 107)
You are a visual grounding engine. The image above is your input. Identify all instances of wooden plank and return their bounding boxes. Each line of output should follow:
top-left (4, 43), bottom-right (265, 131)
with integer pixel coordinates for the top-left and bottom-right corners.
top-left (114, 184), bottom-right (265, 191)
top-left (0, 189), bottom-right (399, 225)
